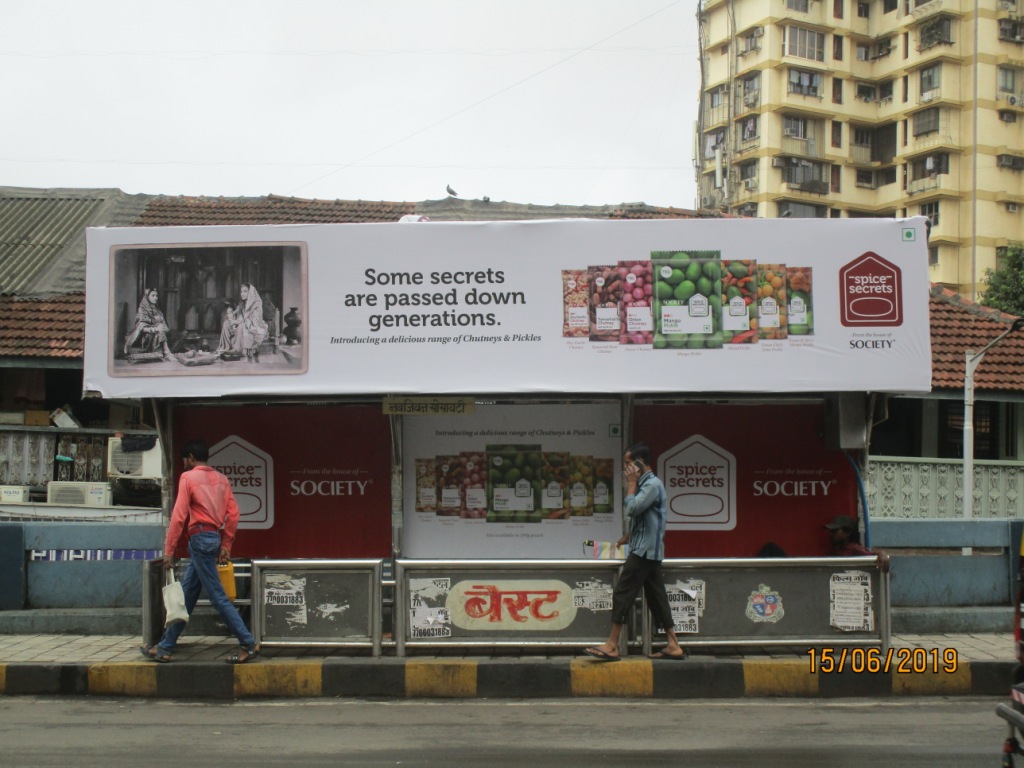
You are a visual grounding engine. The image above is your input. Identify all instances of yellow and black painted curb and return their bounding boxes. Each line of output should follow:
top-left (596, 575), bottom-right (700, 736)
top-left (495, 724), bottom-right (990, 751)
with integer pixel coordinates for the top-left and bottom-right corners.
top-left (0, 657), bottom-right (1011, 699)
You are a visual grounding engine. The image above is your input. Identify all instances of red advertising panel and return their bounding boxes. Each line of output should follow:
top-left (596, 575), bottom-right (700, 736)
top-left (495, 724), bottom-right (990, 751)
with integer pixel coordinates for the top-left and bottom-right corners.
top-left (172, 404), bottom-right (391, 558)
top-left (634, 403), bottom-right (857, 558)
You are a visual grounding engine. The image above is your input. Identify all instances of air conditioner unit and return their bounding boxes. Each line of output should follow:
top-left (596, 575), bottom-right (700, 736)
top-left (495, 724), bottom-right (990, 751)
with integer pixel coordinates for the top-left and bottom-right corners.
top-left (1001, 1), bottom-right (1016, 10)
top-left (1008, 202), bottom-right (1020, 212)
top-left (744, 92), bottom-right (759, 106)
top-left (1001, 110), bottom-right (1019, 122)
top-left (1010, 95), bottom-right (1019, 105)
top-left (752, 26), bottom-right (764, 37)
top-left (772, 157), bottom-right (787, 167)
top-left (999, 154), bottom-right (1016, 167)
top-left (862, 95), bottom-right (874, 102)
top-left (784, 128), bottom-right (800, 137)
top-left (744, 178), bottom-right (758, 190)
top-left (107, 437), bottom-right (164, 480)
top-left (47, 481), bottom-right (112, 507)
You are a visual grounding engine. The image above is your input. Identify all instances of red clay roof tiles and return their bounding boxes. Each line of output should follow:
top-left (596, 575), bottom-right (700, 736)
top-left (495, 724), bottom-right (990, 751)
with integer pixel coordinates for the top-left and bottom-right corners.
top-left (135, 194), bottom-right (416, 227)
top-left (0, 293), bottom-right (84, 359)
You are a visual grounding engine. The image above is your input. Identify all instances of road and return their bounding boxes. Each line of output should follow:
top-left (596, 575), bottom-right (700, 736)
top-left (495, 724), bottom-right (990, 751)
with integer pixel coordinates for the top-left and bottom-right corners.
top-left (0, 696), bottom-right (1008, 767)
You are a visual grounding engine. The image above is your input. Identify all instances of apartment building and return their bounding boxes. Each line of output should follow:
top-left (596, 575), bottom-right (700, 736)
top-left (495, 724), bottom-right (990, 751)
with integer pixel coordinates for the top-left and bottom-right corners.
top-left (695, 0), bottom-right (1024, 297)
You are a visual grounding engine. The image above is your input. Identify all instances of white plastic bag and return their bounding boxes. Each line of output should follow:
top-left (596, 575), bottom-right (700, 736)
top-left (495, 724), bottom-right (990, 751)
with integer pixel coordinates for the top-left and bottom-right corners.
top-left (162, 573), bottom-right (189, 626)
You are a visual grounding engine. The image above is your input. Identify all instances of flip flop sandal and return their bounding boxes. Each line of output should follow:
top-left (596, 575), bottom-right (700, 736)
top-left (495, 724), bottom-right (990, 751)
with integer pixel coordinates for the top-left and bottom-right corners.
top-left (226, 645), bottom-right (261, 664)
top-left (139, 643), bottom-right (171, 663)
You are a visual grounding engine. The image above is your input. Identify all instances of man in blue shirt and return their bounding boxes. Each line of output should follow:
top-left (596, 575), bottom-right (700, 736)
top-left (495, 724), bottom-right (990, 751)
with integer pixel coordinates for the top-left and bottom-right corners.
top-left (584, 442), bottom-right (685, 661)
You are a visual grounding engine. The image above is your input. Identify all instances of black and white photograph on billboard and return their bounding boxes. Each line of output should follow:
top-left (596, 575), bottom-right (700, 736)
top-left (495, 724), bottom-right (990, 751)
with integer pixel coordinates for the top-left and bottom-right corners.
top-left (108, 241), bottom-right (307, 377)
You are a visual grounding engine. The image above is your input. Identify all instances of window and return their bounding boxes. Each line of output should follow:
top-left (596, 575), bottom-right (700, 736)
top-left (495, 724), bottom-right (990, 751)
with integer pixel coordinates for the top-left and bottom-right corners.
top-left (939, 401), bottom-right (1001, 460)
top-left (920, 64), bottom-right (941, 94)
top-left (858, 2), bottom-right (870, 17)
top-left (920, 200), bottom-right (940, 225)
top-left (853, 127), bottom-right (873, 147)
top-left (910, 152), bottom-right (949, 178)
top-left (875, 38), bottom-right (892, 58)
top-left (884, 0), bottom-right (898, 12)
top-left (709, 86), bottom-right (726, 108)
top-left (856, 43), bottom-right (870, 61)
top-left (998, 67), bottom-right (1017, 93)
top-left (919, 17), bottom-right (953, 50)
top-left (834, 0), bottom-right (845, 17)
top-left (857, 83), bottom-right (878, 101)
top-left (928, 246), bottom-right (939, 266)
top-left (739, 115), bottom-right (760, 142)
top-left (703, 128), bottom-right (726, 159)
top-left (782, 160), bottom-right (829, 191)
top-left (879, 80), bottom-right (894, 101)
top-left (902, 74), bottom-right (909, 102)
top-left (788, 69), bottom-right (822, 97)
top-left (834, 35), bottom-right (844, 60)
top-left (831, 165), bottom-right (842, 192)
top-left (833, 77), bottom-right (844, 104)
top-left (742, 74), bottom-right (761, 96)
top-left (912, 107), bottom-right (940, 136)
top-left (832, 121), bottom-right (843, 147)
top-left (784, 115), bottom-right (808, 138)
top-left (788, 0), bottom-right (810, 10)
top-left (878, 166), bottom-right (898, 185)
top-left (787, 27), bottom-right (826, 61)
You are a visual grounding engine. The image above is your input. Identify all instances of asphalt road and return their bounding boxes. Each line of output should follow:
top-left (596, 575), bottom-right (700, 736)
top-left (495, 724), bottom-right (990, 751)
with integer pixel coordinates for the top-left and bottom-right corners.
top-left (0, 696), bottom-right (1009, 768)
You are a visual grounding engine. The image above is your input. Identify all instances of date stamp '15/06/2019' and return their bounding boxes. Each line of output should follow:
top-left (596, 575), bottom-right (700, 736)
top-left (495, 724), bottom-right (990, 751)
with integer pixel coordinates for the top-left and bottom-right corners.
top-left (807, 647), bottom-right (959, 674)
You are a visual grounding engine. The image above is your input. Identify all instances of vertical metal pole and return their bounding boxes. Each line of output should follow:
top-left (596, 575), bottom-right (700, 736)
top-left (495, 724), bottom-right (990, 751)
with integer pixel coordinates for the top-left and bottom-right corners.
top-left (963, 350), bottom-right (977, 555)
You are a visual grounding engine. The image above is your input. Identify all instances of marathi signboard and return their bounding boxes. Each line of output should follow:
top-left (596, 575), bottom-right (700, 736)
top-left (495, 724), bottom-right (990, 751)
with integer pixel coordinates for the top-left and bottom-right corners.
top-left (84, 218), bottom-right (932, 398)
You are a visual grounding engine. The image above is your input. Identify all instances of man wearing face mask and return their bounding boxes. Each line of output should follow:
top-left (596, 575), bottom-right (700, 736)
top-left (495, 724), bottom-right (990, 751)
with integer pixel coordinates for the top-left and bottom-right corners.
top-left (583, 441), bottom-right (686, 661)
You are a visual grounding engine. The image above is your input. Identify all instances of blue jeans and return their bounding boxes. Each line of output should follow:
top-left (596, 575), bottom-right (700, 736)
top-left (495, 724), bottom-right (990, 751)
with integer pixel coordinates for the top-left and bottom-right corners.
top-left (157, 531), bottom-right (255, 653)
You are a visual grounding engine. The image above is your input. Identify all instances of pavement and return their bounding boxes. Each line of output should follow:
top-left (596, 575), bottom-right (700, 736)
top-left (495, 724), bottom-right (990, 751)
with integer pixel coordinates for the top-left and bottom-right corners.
top-left (0, 631), bottom-right (1016, 699)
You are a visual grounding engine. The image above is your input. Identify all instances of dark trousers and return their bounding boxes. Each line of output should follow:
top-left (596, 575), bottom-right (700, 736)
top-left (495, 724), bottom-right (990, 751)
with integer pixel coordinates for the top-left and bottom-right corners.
top-left (611, 553), bottom-right (675, 630)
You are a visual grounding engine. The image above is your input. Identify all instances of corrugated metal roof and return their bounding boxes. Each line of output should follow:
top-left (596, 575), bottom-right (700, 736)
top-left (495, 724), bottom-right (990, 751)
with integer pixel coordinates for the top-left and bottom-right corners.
top-left (0, 187), bottom-right (150, 296)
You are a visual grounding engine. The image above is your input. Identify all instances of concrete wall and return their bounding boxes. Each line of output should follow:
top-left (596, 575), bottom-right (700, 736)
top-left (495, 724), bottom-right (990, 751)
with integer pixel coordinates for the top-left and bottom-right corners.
top-left (16, 522), bottom-right (164, 608)
top-left (871, 519), bottom-right (1017, 607)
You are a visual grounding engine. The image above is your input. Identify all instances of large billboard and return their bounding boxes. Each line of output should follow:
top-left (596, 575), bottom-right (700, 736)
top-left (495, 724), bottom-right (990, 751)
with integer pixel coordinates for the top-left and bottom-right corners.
top-left (84, 218), bottom-right (932, 398)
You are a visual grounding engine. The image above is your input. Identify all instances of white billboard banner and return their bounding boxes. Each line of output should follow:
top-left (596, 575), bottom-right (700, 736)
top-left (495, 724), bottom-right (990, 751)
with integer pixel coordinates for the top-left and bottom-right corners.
top-left (84, 218), bottom-right (932, 398)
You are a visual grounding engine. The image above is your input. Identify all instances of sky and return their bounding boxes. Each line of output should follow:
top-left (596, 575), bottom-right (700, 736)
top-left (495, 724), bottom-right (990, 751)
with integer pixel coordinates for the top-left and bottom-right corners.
top-left (1, 0), bottom-right (702, 209)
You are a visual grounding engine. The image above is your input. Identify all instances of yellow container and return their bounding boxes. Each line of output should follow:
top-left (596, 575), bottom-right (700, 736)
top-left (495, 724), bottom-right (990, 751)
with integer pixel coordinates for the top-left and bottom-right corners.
top-left (217, 562), bottom-right (237, 602)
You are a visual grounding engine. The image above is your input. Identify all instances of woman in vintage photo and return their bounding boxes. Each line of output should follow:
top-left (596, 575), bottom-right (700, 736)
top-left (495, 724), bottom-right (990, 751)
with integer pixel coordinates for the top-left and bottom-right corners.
top-left (123, 288), bottom-right (174, 360)
top-left (217, 283), bottom-right (269, 362)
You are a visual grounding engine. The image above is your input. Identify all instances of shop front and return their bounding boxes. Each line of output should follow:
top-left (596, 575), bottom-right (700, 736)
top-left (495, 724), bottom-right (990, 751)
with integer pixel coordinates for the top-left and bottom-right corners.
top-left (84, 217), bottom-right (930, 653)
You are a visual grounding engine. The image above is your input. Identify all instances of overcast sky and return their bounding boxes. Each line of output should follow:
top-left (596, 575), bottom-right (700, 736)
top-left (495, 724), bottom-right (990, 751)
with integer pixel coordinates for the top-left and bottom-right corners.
top-left (1, 0), bottom-right (701, 208)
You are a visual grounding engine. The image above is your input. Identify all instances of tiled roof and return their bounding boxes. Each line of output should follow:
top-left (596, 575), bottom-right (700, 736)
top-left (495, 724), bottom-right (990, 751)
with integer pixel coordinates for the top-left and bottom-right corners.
top-left (609, 204), bottom-right (727, 219)
top-left (135, 194), bottom-right (416, 226)
top-left (929, 286), bottom-right (1024, 393)
top-left (414, 198), bottom-right (716, 221)
top-left (0, 293), bottom-right (84, 359)
top-left (0, 187), bottom-right (150, 296)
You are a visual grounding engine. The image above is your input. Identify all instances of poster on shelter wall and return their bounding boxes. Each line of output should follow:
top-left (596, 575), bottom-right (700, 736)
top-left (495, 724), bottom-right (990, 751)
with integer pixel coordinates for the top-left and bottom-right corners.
top-left (172, 404), bottom-right (391, 559)
top-left (85, 218), bottom-right (932, 399)
top-left (401, 403), bottom-right (623, 559)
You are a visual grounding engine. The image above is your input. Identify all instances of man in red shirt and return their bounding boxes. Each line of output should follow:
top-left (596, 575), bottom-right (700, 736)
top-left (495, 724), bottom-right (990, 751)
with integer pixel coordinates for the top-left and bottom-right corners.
top-left (140, 439), bottom-right (259, 664)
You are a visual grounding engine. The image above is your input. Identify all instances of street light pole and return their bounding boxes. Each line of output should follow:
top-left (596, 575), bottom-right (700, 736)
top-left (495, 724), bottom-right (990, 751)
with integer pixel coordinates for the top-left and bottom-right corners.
top-left (962, 319), bottom-right (1024, 552)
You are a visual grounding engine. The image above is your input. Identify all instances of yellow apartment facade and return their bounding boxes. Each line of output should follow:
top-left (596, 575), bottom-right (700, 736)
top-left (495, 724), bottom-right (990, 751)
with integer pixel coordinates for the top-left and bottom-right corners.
top-left (696, 0), bottom-right (1024, 297)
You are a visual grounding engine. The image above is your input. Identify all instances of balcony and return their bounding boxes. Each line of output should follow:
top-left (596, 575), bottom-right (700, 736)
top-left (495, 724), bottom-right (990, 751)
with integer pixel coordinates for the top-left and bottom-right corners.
top-left (907, 0), bottom-right (951, 22)
top-left (786, 179), bottom-right (830, 194)
top-left (781, 134), bottom-right (825, 159)
top-left (907, 174), bottom-right (943, 195)
top-left (867, 457), bottom-right (1024, 519)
